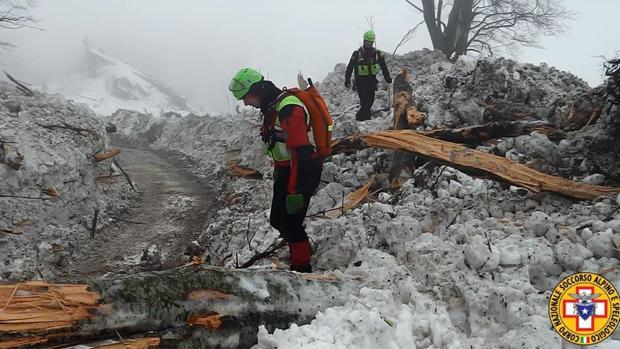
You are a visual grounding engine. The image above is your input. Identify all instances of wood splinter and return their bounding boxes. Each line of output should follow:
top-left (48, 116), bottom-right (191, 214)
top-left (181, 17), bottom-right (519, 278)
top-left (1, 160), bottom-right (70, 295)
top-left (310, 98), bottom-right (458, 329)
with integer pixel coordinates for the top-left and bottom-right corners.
top-left (94, 148), bottom-right (121, 162)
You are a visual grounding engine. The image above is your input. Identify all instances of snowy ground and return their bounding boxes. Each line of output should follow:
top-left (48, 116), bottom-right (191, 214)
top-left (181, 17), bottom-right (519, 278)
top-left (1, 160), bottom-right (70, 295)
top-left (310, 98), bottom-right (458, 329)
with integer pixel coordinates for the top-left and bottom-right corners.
top-left (3, 48), bottom-right (620, 347)
top-left (105, 50), bottom-right (620, 348)
top-left (0, 82), bottom-right (134, 280)
top-left (45, 48), bottom-right (193, 117)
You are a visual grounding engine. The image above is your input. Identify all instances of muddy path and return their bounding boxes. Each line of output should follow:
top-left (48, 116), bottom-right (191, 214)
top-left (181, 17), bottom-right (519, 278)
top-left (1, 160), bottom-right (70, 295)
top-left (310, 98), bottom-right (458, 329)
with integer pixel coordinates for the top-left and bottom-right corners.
top-left (63, 144), bottom-right (218, 280)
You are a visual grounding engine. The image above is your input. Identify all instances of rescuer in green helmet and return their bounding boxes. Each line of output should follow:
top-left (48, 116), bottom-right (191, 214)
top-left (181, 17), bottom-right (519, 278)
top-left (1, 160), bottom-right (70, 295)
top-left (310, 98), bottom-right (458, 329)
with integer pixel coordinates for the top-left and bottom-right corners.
top-left (228, 68), bottom-right (323, 273)
top-left (345, 30), bottom-right (392, 121)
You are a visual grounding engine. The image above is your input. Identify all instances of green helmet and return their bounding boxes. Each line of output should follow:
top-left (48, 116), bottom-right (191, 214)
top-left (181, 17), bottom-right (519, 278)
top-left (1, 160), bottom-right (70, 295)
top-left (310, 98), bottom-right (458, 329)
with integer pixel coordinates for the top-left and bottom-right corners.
top-left (363, 30), bottom-right (375, 42)
top-left (229, 68), bottom-right (264, 100)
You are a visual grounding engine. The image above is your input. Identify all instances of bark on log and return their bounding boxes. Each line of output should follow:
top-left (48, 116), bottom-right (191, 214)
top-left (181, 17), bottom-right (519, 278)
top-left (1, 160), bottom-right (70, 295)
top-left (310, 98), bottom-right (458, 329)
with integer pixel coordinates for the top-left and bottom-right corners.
top-left (0, 266), bottom-right (360, 348)
top-left (421, 120), bottom-right (563, 144)
top-left (389, 70), bottom-right (416, 181)
top-left (332, 120), bottom-right (563, 154)
top-left (332, 130), bottom-right (620, 200)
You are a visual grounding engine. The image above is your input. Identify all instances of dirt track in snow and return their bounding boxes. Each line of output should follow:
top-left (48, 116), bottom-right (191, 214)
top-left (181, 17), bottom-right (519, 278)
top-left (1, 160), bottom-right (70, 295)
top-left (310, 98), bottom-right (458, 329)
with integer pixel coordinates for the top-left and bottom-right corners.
top-left (63, 144), bottom-right (217, 280)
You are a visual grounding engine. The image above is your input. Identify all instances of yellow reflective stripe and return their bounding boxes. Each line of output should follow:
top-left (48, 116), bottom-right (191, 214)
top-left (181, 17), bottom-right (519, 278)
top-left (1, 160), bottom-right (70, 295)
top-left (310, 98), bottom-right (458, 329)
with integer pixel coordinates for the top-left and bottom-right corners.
top-left (276, 95), bottom-right (310, 126)
top-left (327, 124), bottom-right (334, 132)
top-left (357, 49), bottom-right (380, 76)
top-left (271, 142), bottom-right (290, 161)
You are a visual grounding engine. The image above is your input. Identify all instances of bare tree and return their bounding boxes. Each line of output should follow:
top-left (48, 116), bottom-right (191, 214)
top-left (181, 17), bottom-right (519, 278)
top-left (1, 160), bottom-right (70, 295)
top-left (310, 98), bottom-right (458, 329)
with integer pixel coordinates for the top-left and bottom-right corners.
top-left (0, 0), bottom-right (36, 49)
top-left (404, 0), bottom-right (573, 60)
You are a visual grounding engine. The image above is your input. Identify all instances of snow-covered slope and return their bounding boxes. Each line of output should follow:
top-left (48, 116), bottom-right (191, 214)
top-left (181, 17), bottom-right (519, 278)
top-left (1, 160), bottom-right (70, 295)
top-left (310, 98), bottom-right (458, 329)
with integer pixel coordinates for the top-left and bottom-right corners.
top-left (0, 82), bottom-right (133, 281)
top-left (45, 48), bottom-right (192, 117)
top-left (92, 50), bottom-right (620, 347)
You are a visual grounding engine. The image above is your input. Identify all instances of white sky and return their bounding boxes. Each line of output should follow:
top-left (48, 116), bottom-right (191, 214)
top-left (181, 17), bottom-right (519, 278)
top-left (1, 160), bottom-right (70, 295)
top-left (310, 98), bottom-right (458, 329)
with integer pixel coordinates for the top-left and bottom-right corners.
top-left (1, 0), bottom-right (618, 114)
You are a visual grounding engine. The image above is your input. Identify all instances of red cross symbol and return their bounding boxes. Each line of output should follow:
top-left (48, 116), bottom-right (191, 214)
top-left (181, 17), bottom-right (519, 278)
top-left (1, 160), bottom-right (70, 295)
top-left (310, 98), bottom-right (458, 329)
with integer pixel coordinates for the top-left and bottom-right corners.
top-left (562, 286), bottom-right (608, 331)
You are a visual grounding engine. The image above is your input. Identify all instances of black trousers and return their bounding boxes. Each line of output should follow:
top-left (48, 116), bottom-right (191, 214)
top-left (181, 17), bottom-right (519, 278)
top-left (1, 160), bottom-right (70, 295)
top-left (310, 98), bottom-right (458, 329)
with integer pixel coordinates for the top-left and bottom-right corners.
top-left (356, 78), bottom-right (377, 121)
top-left (269, 162), bottom-right (321, 243)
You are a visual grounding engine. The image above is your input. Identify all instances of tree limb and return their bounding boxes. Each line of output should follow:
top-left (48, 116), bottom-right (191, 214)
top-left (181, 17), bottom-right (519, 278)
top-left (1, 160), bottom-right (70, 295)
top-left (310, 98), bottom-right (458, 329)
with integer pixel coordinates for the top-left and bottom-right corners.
top-left (238, 239), bottom-right (287, 269)
top-left (0, 193), bottom-right (52, 200)
top-left (113, 158), bottom-right (136, 191)
top-left (35, 122), bottom-right (98, 136)
top-left (3, 71), bottom-right (33, 96)
top-left (405, 0), bottom-right (424, 13)
top-left (392, 19), bottom-right (425, 55)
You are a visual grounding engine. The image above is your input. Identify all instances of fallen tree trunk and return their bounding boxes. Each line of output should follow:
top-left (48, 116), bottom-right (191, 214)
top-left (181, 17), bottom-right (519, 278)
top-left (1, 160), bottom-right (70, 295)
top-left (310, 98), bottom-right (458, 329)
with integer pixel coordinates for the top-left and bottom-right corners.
top-left (0, 266), bottom-right (360, 348)
top-left (332, 130), bottom-right (620, 200)
top-left (421, 120), bottom-right (563, 145)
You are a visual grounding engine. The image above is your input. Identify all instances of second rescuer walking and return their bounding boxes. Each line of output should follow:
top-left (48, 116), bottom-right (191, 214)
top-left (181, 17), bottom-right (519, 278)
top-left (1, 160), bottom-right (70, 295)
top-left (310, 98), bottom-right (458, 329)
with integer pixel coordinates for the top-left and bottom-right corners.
top-left (345, 30), bottom-right (392, 121)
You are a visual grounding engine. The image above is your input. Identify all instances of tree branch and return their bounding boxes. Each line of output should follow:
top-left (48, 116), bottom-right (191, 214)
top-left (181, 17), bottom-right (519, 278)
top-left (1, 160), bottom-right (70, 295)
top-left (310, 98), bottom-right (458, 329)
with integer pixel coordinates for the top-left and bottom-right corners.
top-left (3, 71), bottom-right (33, 96)
top-left (238, 239), bottom-right (287, 269)
top-left (405, 0), bottom-right (424, 13)
top-left (392, 19), bottom-right (425, 55)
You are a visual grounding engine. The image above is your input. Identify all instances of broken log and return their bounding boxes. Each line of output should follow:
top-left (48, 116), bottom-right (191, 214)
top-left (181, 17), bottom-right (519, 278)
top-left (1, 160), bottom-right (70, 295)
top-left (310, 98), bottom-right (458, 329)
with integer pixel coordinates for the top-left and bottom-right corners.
top-left (0, 266), bottom-right (360, 348)
top-left (389, 70), bottom-right (416, 181)
top-left (94, 148), bottom-right (121, 162)
top-left (332, 130), bottom-right (620, 200)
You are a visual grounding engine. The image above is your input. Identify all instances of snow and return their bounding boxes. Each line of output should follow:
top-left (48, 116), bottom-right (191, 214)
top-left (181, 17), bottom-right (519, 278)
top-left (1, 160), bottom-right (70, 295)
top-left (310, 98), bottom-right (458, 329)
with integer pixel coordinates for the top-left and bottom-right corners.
top-left (10, 48), bottom-right (620, 347)
top-left (45, 49), bottom-right (193, 117)
top-left (0, 82), bottom-right (133, 280)
top-left (239, 275), bottom-right (271, 301)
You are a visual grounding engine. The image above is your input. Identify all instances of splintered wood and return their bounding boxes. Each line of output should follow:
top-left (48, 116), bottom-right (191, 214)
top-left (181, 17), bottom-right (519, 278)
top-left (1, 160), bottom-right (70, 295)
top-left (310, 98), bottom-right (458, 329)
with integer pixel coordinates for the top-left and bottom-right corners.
top-left (326, 175), bottom-right (375, 218)
top-left (0, 281), bottom-right (100, 344)
top-left (187, 313), bottom-right (222, 330)
top-left (91, 338), bottom-right (161, 349)
top-left (358, 130), bottom-right (620, 200)
top-left (227, 159), bottom-right (263, 179)
top-left (187, 289), bottom-right (233, 301)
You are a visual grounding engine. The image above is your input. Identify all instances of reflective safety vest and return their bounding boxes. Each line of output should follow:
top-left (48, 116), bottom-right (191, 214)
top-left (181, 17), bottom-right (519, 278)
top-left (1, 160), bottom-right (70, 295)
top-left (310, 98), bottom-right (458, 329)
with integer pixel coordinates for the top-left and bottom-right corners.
top-left (356, 48), bottom-right (380, 76)
top-left (263, 95), bottom-right (310, 162)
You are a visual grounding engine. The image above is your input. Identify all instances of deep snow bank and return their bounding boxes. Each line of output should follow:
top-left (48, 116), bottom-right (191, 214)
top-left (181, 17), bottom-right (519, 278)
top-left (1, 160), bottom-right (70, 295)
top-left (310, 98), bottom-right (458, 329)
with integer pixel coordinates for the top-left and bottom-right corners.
top-left (0, 82), bottom-right (133, 281)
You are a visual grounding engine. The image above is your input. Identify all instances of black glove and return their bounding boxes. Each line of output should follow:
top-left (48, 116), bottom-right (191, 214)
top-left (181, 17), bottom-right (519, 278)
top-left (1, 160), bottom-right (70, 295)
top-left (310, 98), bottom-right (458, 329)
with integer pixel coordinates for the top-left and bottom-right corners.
top-left (385, 77), bottom-right (392, 84)
top-left (345, 80), bottom-right (351, 88)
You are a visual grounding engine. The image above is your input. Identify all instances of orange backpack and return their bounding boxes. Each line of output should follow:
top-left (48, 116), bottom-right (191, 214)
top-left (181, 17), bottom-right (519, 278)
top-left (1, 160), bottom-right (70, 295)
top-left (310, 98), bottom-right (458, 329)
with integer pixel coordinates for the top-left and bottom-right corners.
top-left (284, 78), bottom-right (334, 157)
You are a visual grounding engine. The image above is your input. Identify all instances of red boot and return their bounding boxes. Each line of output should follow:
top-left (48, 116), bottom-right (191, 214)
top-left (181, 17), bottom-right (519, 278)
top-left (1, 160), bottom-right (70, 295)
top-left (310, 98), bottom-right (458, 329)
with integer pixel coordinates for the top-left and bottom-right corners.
top-left (289, 239), bottom-right (312, 273)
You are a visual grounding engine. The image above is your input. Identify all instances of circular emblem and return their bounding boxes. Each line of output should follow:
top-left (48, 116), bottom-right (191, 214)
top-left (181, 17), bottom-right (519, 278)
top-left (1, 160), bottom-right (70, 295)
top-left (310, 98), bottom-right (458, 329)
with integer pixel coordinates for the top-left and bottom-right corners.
top-left (549, 272), bottom-right (620, 345)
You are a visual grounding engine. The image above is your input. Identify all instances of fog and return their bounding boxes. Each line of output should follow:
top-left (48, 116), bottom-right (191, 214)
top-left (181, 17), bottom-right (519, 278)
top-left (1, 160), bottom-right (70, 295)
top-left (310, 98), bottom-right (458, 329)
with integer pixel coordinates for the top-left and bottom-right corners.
top-left (1, 0), bottom-right (618, 114)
